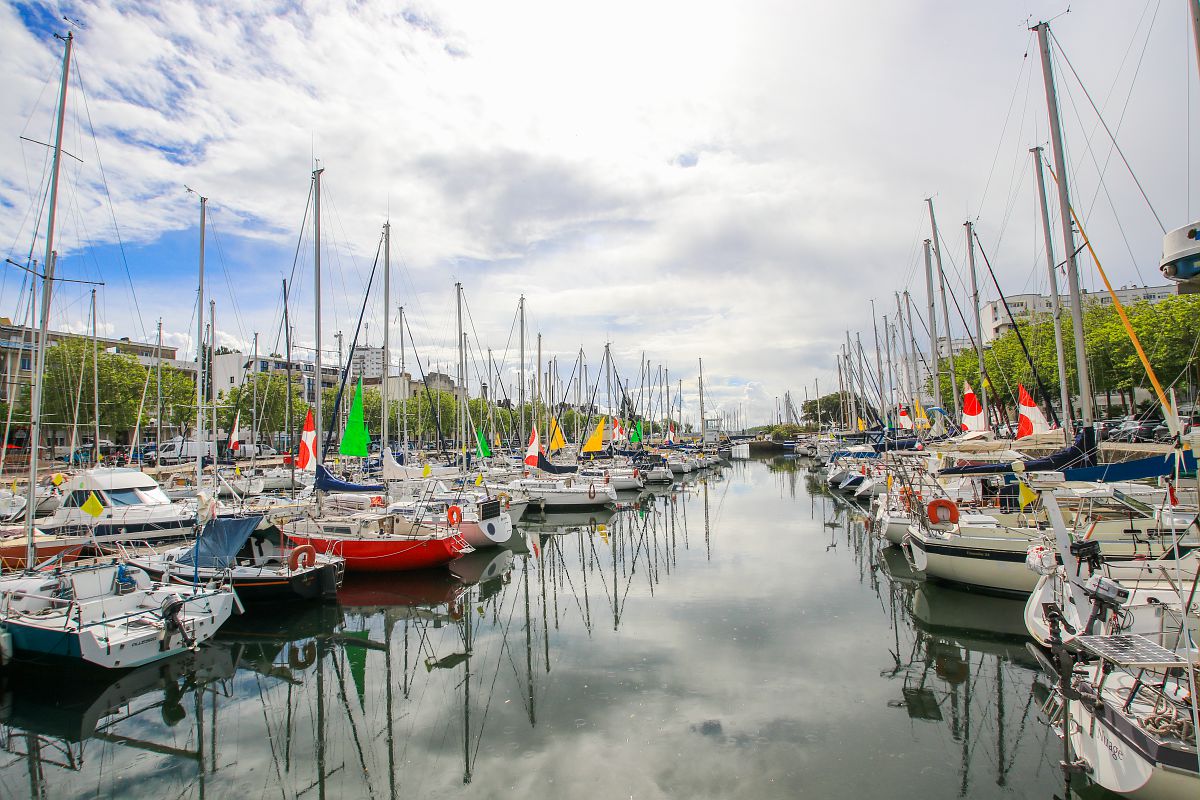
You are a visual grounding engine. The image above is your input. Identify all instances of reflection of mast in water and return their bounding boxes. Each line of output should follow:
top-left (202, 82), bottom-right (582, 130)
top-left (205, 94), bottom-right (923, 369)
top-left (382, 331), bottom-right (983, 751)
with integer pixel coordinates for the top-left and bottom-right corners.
top-left (462, 583), bottom-right (472, 785)
top-left (703, 477), bottom-right (711, 560)
top-left (523, 557), bottom-right (535, 727)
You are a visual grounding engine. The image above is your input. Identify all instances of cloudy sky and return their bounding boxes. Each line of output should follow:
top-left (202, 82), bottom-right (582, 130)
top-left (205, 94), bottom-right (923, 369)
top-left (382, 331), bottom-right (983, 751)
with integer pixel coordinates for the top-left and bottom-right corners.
top-left (1, 0), bottom-right (1195, 425)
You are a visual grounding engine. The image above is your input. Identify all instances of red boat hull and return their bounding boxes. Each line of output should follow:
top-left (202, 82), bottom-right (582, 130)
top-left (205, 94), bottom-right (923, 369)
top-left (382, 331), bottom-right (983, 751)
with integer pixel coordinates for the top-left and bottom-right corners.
top-left (284, 532), bottom-right (469, 572)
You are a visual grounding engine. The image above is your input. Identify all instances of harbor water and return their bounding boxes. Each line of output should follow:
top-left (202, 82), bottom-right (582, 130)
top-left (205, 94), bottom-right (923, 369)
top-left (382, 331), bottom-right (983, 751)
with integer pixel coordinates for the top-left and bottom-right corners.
top-left (0, 457), bottom-right (1115, 798)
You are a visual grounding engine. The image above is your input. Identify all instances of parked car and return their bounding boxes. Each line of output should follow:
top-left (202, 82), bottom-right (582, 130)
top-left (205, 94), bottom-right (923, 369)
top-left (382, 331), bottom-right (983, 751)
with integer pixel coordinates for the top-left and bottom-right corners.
top-left (1109, 421), bottom-right (1159, 443)
top-left (1151, 417), bottom-right (1197, 443)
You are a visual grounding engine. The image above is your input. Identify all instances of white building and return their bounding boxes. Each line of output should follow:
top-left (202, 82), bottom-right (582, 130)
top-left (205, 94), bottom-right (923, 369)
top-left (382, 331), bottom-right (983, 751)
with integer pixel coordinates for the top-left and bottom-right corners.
top-left (979, 284), bottom-right (1177, 343)
top-left (211, 351), bottom-right (338, 405)
top-left (349, 346), bottom-right (385, 380)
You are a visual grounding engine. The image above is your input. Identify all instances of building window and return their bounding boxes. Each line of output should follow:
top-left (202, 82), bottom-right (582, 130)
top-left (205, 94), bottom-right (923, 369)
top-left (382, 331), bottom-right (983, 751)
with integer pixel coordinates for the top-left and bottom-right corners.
top-left (19, 357), bottom-right (30, 370)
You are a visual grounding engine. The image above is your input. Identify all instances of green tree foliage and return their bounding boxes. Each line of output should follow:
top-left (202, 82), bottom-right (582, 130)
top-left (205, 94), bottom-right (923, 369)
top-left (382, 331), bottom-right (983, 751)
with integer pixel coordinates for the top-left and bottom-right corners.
top-left (933, 294), bottom-right (1200, 419)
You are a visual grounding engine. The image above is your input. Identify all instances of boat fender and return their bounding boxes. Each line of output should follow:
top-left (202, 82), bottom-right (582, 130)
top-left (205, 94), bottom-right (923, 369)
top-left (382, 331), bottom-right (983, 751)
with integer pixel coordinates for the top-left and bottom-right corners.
top-left (370, 495), bottom-right (385, 508)
top-left (604, 473), bottom-right (610, 484)
top-left (288, 641), bottom-right (317, 670)
top-left (447, 505), bottom-right (463, 526)
top-left (926, 498), bottom-right (959, 526)
top-left (289, 544), bottom-right (316, 571)
top-left (632, 468), bottom-right (639, 479)
top-left (588, 483), bottom-right (597, 500)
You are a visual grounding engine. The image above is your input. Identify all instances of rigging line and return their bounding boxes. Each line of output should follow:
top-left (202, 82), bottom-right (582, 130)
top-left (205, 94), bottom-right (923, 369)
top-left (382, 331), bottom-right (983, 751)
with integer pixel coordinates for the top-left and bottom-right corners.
top-left (974, 32), bottom-right (1035, 216)
top-left (1051, 17), bottom-right (1165, 233)
top-left (205, 212), bottom-right (250, 349)
top-left (72, 57), bottom-right (149, 340)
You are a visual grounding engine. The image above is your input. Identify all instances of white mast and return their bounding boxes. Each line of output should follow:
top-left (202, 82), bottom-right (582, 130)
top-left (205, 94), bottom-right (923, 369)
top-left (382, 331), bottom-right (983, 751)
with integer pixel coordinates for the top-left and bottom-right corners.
top-left (964, 221), bottom-right (990, 427)
top-left (400, 305), bottom-right (407, 454)
top-left (195, 194), bottom-right (207, 488)
top-left (922, 239), bottom-right (942, 409)
top-left (91, 288), bottom-right (99, 462)
top-left (312, 167), bottom-right (324, 468)
top-left (381, 222), bottom-right (390, 453)
top-left (928, 199), bottom-right (958, 411)
top-left (698, 357), bottom-right (705, 443)
top-left (1031, 146), bottom-right (1073, 437)
top-left (1035, 21), bottom-right (1093, 426)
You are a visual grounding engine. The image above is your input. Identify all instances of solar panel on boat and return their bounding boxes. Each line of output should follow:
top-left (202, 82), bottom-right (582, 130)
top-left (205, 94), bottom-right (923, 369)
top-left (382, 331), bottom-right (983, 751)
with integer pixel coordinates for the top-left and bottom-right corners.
top-left (1076, 634), bottom-right (1186, 668)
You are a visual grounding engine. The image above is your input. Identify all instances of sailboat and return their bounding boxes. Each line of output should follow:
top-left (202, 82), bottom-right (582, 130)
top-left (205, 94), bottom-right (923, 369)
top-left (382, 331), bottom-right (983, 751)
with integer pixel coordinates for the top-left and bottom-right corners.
top-left (0, 32), bottom-right (237, 670)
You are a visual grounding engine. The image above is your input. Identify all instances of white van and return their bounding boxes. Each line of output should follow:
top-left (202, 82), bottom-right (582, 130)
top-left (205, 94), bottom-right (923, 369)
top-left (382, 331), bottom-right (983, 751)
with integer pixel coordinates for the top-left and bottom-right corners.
top-left (156, 438), bottom-right (217, 465)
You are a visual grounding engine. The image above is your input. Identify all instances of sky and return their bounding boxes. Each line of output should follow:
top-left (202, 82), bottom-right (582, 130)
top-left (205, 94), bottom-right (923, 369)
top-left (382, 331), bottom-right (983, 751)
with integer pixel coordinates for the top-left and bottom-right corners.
top-left (1, 0), bottom-right (1196, 427)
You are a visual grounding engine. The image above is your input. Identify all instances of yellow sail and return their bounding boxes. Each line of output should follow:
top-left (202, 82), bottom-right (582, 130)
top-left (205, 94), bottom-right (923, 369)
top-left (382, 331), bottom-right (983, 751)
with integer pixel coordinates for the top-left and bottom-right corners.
top-left (913, 399), bottom-right (930, 429)
top-left (548, 417), bottom-right (567, 452)
top-left (582, 416), bottom-right (607, 453)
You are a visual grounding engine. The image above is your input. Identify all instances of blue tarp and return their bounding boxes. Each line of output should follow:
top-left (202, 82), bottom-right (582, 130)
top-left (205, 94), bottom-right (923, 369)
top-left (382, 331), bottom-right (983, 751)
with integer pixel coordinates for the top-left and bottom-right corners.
top-left (316, 464), bottom-right (386, 493)
top-left (537, 451), bottom-right (578, 474)
top-left (176, 515), bottom-right (264, 569)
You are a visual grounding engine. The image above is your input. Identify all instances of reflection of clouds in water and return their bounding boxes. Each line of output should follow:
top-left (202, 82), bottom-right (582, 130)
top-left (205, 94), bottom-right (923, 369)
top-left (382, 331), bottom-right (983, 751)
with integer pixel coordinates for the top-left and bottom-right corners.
top-left (1, 462), bottom-right (1061, 798)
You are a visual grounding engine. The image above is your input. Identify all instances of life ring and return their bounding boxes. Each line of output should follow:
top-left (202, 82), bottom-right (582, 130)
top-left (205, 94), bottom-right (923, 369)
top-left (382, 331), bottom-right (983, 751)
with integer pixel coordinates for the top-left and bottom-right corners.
top-left (588, 483), bottom-right (597, 500)
top-left (447, 505), bottom-right (463, 526)
top-left (288, 641), bottom-right (317, 670)
top-left (288, 544), bottom-right (316, 570)
top-left (370, 495), bottom-right (384, 508)
top-left (926, 498), bottom-right (960, 526)
top-left (497, 491), bottom-right (512, 510)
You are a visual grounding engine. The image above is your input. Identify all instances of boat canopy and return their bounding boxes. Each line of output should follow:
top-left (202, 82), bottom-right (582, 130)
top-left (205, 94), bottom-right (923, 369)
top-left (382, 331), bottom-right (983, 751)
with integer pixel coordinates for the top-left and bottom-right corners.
top-left (316, 464), bottom-right (385, 493)
top-left (536, 452), bottom-right (577, 475)
top-left (176, 515), bottom-right (264, 569)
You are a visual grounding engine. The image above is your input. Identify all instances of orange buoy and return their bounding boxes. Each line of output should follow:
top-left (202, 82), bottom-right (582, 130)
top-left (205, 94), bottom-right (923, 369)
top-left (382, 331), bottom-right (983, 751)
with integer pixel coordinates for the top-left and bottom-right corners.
top-left (447, 505), bottom-right (463, 526)
top-left (926, 498), bottom-right (960, 526)
top-left (370, 495), bottom-right (385, 508)
top-left (288, 544), bottom-right (316, 570)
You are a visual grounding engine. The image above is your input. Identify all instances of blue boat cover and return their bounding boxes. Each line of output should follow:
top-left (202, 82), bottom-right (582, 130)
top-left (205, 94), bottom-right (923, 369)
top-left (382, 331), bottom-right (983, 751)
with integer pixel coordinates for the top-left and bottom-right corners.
top-left (940, 428), bottom-right (1104, 476)
top-left (176, 515), bottom-right (264, 569)
top-left (537, 452), bottom-right (578, 474)
top-left (316, 464), bottom-right (386, 492)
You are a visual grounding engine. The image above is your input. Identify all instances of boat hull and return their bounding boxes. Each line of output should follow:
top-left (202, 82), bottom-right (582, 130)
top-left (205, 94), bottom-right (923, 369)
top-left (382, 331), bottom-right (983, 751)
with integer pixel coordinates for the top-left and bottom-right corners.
top-left (285, 532), bottom-right (470, 572)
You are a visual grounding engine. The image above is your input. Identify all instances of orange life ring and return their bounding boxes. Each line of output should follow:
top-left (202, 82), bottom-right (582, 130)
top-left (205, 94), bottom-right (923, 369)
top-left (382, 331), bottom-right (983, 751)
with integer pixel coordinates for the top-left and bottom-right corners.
top-left (926, 498), bottom-right (960, 526)
top-left (588, 483), bottom-right (597, 500)
top-left (370, 495), bottom-right (384, 508)
top-left (288, 544), bottom-right (316, 570)
top-left (447, 505), bottom-right (463, 526)
top-left (288, 641), bottom-right (317, 670)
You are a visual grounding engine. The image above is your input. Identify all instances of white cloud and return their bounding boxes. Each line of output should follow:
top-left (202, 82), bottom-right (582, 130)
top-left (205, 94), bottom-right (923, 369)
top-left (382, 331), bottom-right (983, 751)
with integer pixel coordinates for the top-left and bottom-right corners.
top-left (1, 1), bottom-right (1193, 423)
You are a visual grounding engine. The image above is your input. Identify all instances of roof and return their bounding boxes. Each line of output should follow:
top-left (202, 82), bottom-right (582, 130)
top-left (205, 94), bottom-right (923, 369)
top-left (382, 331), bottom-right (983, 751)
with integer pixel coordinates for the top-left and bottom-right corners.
top-left (63, 467), bottom-right (161, 493)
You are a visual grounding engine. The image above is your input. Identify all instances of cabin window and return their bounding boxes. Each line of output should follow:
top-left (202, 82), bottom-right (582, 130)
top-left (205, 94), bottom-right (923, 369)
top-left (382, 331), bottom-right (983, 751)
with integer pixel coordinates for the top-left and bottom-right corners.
top-left (136, 486), bottom-right (171, 505)
top-left (106, 488), bottom-right (143, 506)
top-left (63, 490), bottom-right (106, 508)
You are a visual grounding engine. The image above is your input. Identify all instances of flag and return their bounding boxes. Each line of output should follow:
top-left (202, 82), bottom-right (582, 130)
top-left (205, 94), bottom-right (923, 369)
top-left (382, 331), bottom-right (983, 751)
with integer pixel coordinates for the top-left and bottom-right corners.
top-left (582, 418), bottom-right (606, 453)
top-left (612, 419), bottom-right (625, 442)
top-left (494, 432), bottom-right (502, 449)
top-left (475, 428), bottom-right (492, 459)
top-left (1018, 481), bottom-right (1038, 510)
top-left (524, 427), bottom-right (541, 467)
top-left (547, 418), bottom-right (567, 452)
top-left (422, 463), bottom-right (432, 477)
top-left (665, 423), bottom-right (676, 444)
top-left (339, 378), bottom-right (371, 458)
top-left (857, 417), bottom-right (866, 432)
top-left (80, 491), bottom-right (104, 518)
top-left (229, 411), bottom-right (241, 451)
top-left (1016, 384), bottom-right (1050, 439)
top-left (960, 381), bottom-right (986, 432)
top-left (631, 420), bottom-right (643, 444)
top-left (475, 473), bottom-right (484, 487)
top-left (297, 408), bottom-right (317, 472)
top-left (897, 406), bottom-right (914, 430)
top-left (52, 473), bottom-right (64, 486)
top-left (914, 399), bottom-right (929, 429)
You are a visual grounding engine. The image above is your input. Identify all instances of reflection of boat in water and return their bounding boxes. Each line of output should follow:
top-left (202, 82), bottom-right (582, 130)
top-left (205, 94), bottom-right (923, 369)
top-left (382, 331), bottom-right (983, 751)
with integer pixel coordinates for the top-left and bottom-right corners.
top-left (338, 569), bottom-right (469, 613)
top-left (0, 645), bottom-right (236, 743)
top-left (450, 548), bottom-right (514, 586)
top-left (878, 543), bottom-right (922, 586)
top-left (910, 582), bottom-right (1033, 646)
top-left (517, 506), bottom-right (617, 535)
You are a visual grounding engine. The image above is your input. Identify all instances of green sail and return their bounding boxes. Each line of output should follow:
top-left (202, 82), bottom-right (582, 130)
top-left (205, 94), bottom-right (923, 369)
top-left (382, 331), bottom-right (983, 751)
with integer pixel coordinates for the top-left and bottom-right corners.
top-left (475, 428), bottom-right (492, 458)
top-left (339, 378), bottom-right (370, 458)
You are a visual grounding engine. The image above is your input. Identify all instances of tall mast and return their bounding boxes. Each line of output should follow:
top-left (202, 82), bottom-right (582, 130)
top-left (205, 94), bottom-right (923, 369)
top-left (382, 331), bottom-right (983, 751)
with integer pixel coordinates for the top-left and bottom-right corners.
top-left (895, 292), bottom-right (913, 410)
top-left (283, 280), bottom-right (294, 498)
top-left (1031, 146), bottom-right (1074, 437)
top-left (251, 331), bottom-right (258, 469)
top-left (922, 239), bottom-right (942, 409)
top-left (91, 288), bottom-right (99, 462)
top-left (155, 318), bottom-right (163, 465)
top-left (698, 357), bottom-right (705, 443)
top-left (400, 305), bottom-right (407, 453)
top-left (1035, 21), bottom-right (1093, 425)
top-left (195, 195), bottom-right (207, 487)
top-left (883, 314), bottom-right (895, 424)
top-left (536, 333), bottom-right (543, 439)
top-left (903, 291), bottom-right (921, 407)
top-left (855, 332), bottom-right (869, 425)
top-left (964, 221), bottom-right (990, 427)
top-left (312, 167), bottom-right (324, 467)
top-left (928, 199), bottom-right (958, 411)
top-left (871, 300), bottom-right (886, 429)
top-left (518, 296), bottom-right (525, 444)
top-left (456, 282), bottom-right (464, 471)
top-left (209, 301), bottom-right (216, 454)
top-left (382, 222), bottom-right (390, 453)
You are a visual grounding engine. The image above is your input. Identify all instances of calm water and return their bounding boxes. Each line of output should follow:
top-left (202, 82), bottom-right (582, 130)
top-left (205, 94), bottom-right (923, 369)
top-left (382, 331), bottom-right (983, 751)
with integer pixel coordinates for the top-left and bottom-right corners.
top-left (0, 458), bottom-right (1117, 799)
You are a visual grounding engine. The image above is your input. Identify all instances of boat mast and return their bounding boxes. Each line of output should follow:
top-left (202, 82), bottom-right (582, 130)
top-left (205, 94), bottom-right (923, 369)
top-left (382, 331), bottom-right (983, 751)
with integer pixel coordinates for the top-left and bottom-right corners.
top-left (283, 279), bottom-right (294, 498)
top-left (698, 357), bottom-right (705, 444)
top-left (25, 31), bottom-right (73, 568)
top-left (312, 167), bottom-right (324, 467)
top-left (871, 300), bottom-right (886, 429)
top-left (1030, 147), bottom-right (1073, 437)
top-left (251, 331), bottom-right (258, 470)
top-left (155, 318), bottom-right (163, 467)
top-left (928, 199), bottom-right (958, 412)
top-left (400, 305), bottom-right (407, 454)
top-left (518, 296), bottom-right (525, 446)
top-left (1034, 21), bottom-right (1093, 426)
top-left (964, 221), bottom-right (990, 428)
top-left (922, 239), bottom-right (942, 409)
top-left (381, 221), bottom-right (390, 454)
top-left (456, 281), bottom-right (464, 471)
top-left (209, 301), bottom-right (216, 458)
top-left (91, 288), bottom-right (99, 463)
top-left (903, 291), bottom-right (921, 409)
top-left (195, 194), bottom-right (207, 488)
